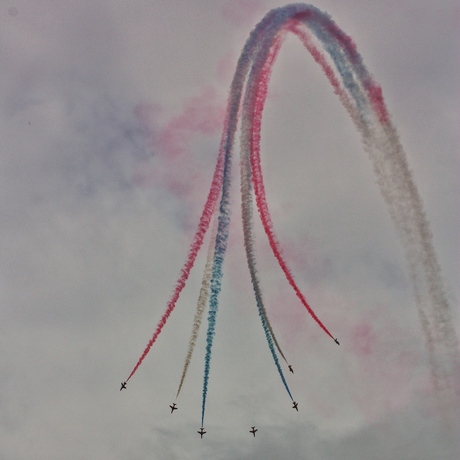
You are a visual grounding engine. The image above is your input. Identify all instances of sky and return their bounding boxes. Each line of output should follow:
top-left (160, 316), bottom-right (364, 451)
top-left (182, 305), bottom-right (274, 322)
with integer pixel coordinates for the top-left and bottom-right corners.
top-left (1, 1), bottom-right (459, 459)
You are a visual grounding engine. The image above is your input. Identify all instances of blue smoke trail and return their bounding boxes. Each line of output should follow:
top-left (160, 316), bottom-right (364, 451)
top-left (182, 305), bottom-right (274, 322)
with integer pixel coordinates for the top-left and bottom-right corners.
top-left (200, 160), bottom-right (232, 428)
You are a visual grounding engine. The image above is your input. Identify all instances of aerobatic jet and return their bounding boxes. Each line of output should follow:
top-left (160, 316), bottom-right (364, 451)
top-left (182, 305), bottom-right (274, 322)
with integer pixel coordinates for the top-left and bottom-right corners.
top-left (334, 338), bottom-right (340, 345)
top-left (120, 382), bottom-right (127, 391)
top-left (197, 427), bottom-right (206, 438)
top-left (250, 426), bottom-right (258, 437)
top-left (292, 401), bottom-right (299, 411)
top-left (288, 365), bottom-right (294, 373)
top-left (169, 403), bottom-right (178, 414)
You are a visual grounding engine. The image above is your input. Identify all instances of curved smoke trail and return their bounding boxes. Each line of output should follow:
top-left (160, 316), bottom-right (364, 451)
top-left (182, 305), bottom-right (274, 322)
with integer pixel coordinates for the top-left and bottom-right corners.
top-left (240, 31), bottom-right (292, 366)
top-left (243, 12), bottom-right (338, 342)
top-left (240, 4), bottom-right (459, 419)
top-left (240, 29), bottom-right (294, 392)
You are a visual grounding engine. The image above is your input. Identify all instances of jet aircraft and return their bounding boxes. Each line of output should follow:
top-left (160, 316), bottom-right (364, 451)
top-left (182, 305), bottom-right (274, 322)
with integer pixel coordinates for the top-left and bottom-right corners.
top-left (169, 403), bottom-right (178, 414)
top-left (288, 365), bottom-right (294, 373)
top-left (197, 427), bottom-right (206, 438)
top-left (292, 401), bottom-right (299, 411)
top-left (250, 426), bottom-right (258, 437)
top-left (120, 382), bottom-right (127, 391)
top-left (334, 338), bottom-right (340, 345)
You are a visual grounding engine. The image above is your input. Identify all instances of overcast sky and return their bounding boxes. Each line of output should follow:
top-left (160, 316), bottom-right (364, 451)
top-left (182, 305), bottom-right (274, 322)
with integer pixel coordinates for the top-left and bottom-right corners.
top-left (1, 1), bottom-right (459, 459)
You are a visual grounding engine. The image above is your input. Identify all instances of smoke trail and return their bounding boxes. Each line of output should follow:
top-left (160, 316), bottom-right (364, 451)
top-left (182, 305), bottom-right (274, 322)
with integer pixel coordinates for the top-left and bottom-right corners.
top-left (361, 120), bottom-right (460, 416)
top-left (175, 215), bottom-right (219, 400)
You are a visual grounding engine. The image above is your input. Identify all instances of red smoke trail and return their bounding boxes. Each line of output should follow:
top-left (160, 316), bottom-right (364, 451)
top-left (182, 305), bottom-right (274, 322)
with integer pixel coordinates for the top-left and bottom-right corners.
top-left (246, 23), bottom-right (336, 341)
top-left (362, 81), bottom-right (389, 124)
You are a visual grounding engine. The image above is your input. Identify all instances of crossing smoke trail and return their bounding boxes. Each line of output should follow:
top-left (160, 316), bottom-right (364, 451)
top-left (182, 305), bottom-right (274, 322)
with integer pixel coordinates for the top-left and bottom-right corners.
top-left (175, 215), bottom-right (219, 400)
top-left (200, 15), bottom-right (301, 426)
top-left (126, 3), bottom-right (459, 427)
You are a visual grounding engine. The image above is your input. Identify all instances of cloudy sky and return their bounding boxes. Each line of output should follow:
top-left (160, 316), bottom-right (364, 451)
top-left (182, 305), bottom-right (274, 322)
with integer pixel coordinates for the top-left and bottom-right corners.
top-left (1, 1), bottom-right (459, 459)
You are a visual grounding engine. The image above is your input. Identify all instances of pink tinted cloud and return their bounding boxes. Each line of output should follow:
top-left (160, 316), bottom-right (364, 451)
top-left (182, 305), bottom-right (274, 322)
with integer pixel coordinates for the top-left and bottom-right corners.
top-left (302, 294), bottom-right (427, 422)
top-left (156, 86), bottom-right (224, 158)
top-left (133, 86), bottom-right (226, 225)
top-left (342, 303), bottom-right (426, 421)
top-left (262, 261), bottom-right (425, 422)
top-left (351, 320), bottom-right (377, 357)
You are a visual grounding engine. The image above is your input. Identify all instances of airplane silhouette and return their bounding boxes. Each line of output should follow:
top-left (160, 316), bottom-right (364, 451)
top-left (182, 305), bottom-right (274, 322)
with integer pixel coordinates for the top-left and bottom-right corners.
top-left (288, 365), bottom-right (294, 374)
top-left (250, 426), bottom-right (258, 437)
top-left (169, 403), bottom-right (178, 414)
top-left (120, 382), bottom-right (127, 391)
top-left (197, 427), bottom-right (206, 438)
top-left (292, 401), bottom-right (299, 411)
top-left (334, 338), bottom-right (340, 345)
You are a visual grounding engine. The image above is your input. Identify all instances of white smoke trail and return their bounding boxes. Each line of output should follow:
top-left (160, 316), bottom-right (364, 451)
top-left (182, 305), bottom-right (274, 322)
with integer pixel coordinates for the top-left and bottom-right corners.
top-left (362, 120), bottom-right (460, 419)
